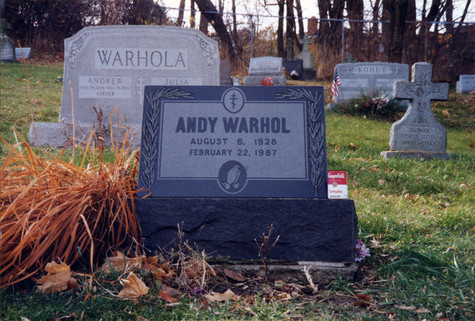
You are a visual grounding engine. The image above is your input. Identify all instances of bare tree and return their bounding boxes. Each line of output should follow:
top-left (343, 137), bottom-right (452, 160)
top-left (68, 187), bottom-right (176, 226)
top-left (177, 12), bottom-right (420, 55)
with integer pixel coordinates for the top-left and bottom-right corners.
top-left (190, 0), bottom-right (196, 28)
top-left (194, 0), bottom-right (235, 62)
top-left (177, 0), bottom-right (186, 26)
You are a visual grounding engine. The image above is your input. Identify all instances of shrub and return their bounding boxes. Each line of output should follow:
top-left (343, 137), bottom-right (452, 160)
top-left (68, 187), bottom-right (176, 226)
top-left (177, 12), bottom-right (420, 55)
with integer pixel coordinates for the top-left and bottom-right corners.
top-left (333, 90), bottom-right (406, 120)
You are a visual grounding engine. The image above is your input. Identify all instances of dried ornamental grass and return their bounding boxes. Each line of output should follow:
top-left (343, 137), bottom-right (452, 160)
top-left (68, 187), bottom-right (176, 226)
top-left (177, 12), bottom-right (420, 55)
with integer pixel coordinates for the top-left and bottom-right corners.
top-left (0, 131), bottom-right (141, 288)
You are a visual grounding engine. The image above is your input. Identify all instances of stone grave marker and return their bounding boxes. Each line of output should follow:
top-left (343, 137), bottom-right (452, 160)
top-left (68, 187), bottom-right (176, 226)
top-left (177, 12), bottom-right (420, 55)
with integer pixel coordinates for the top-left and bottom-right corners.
top-left (456, 75), bottom-right (475, 94)
top-left (381, 62), bottom-right (450, 160)
top-left (244, 57), bottom-right (286, 85)
top-left (331, 62), bottom-right (409, 105)
top-left (29, 25), bottom-right (220, 147)
top-left (220, 59), bottom-right (232, 85)
top-left (15, 47), bottom-right (32, 59)
top-left (296, 36), bottom-right (316, 80)
top-left (135, 85), bottom-right (358, 264)
top-left (1, 17), bottom-right (16, 62)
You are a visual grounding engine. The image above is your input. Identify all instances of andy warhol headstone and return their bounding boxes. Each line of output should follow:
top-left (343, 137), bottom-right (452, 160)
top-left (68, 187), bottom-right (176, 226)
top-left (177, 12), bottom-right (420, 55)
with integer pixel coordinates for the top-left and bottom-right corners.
top-left (332, 62), bottom-right (409, 104)
top-left (29, 25), bottom-right (220, 147)
top-left (135, 86), bottom-right (358, 263)
top-left (381, 62), bottom-right (450, 160)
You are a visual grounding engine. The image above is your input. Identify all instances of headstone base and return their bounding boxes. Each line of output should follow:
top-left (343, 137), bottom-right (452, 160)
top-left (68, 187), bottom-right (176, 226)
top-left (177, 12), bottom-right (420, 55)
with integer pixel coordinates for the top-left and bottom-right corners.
top-left (302, 69), bottom-right (316, 81)
top-left (243, 75), bottom-right (286, 86)
top-left (381, 150), bottom-right (453, 160)
top-left (29, 122), bottom-right (141, 148)
top-left (283, 60), bottom-right (303, 80)
top-left (135, 198), bottom-right (358, 262)
top-left (219, 261), bottom-right (358, 285)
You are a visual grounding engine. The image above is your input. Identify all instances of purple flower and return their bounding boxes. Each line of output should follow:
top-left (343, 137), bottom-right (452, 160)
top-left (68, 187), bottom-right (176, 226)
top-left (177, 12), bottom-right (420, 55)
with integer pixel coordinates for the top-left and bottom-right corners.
top-left (193, 286), bottom-right (204, 295)
top-left (355, 239), bottom-right (370, 263)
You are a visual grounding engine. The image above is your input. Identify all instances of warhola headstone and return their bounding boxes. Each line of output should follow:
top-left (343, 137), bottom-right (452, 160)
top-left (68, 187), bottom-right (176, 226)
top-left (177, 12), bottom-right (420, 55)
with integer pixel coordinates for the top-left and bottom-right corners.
top-left (135, 86), bottom-right (358, 264)
top-left (381, 62), bottom-right (450, 160)
top-left (28, 25), bottom-right (220, 147)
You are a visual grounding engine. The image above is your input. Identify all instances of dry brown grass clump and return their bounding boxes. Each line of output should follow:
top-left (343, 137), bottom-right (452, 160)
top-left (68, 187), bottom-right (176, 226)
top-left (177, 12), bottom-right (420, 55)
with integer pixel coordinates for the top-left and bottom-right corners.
top-left (0, 131), bottom-right (141, 288)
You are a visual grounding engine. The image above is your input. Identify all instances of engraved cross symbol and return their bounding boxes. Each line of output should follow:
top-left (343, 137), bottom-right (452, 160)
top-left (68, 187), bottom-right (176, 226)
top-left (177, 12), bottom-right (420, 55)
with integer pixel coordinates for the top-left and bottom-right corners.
top-left (229, 93), bottom-right (238, 110)
top-left (393, 63), bottom-right (448, 125)
top-left (135, 75), bottom-right (146, 107)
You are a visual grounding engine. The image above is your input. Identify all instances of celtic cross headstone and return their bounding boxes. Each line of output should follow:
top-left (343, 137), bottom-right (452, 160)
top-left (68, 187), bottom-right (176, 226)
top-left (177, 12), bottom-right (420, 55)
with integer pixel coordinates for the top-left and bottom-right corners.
top-left (381, 62), bottom-right (450, 160)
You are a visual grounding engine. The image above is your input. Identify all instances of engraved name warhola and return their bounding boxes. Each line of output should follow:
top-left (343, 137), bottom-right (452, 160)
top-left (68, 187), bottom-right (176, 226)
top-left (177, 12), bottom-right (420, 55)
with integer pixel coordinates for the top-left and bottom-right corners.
top-left (95, 48), bottom-right (188, 70)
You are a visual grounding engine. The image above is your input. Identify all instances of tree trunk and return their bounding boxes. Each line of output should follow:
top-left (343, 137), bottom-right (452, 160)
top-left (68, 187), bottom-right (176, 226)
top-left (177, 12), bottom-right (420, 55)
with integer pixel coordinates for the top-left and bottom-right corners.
top-left (346, 0), bottom-right (364, 60)
top-left (177, 0), bottom-right (186, 26)
top-left (385, 0), bottom-right (409, 63)
top-left (199, 12), bottom-right (208, 34)
top-left (190, 0), bottom-right (196, 28)
top-left (295, 0), bottom-right (304, 50)
top-left (285, 0), bottom-right (295, 59)
top-left (277, 0), bottom-right (285, 57)
top-left (195, 0), bottom-right (235, 62)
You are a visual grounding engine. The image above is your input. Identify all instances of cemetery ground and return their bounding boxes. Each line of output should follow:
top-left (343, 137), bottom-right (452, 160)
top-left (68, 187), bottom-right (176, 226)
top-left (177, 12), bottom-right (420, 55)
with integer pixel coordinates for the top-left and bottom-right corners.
top-left (0, 62), bottom-right (474, 320)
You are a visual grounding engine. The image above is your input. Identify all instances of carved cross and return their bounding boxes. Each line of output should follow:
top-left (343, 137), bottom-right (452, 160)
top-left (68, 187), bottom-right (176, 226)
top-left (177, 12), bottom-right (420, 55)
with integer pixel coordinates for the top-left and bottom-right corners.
top-left (299, 36), bottom-right (311, 52)
top-left (394, 63), bottom-right (448, 124)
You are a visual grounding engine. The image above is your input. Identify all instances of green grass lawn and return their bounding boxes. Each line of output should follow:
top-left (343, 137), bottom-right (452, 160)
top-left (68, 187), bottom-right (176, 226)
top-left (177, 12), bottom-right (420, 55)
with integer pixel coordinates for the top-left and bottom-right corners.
top-left (1, 62), bottom-right (474, 320)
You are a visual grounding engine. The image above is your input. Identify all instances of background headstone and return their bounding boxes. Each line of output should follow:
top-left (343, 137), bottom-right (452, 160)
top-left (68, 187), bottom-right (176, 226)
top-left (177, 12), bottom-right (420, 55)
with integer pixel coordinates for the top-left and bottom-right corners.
top-left (15, 47), bottom-right (32, 59)
top-left (283, 59), bottom-right (303, 80)
top-left (296, 36), bottom-right (316, 80)
top-left (29, 25), bottom-right (220, 147)
top-left (244, 57), bottom-right (286, 85)
top-left (332, 62), bottom-right (409, 104)
top-left (381, 62), bottom-right (450, 160)
top-left (1, 16), bottom-right (16, 62)
top-left (456, 75), bottom-right (475, 94)
top-left (220, 59), bottom-right (232, 85)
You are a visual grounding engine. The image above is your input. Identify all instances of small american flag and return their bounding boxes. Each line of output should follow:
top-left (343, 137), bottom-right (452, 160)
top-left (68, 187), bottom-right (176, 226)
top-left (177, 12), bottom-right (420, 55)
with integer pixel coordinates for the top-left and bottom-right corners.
top-left (331, 70), bottom-right (342, 101)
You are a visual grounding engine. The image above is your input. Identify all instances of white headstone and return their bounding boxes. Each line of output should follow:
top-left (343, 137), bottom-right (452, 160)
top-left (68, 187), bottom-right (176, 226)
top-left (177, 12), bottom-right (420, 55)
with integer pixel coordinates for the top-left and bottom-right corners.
top-left (456, 75), bottom-right (475, 94)
top-left (29, 25), bottom-right (220, 147)
top-left (332, 62), bottom-right (409, 103)
top-left (381, 62), bottom-right (450, 160)
top-left (244, 56), bottom-right (286, 85)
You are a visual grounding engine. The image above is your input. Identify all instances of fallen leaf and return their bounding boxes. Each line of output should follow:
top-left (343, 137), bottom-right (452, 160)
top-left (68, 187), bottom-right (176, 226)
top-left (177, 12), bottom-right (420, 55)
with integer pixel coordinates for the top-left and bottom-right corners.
top-left (348, 143), bottom-right (358, 150)
top-left (36, 262), bottom-right (78, 294)
top-left (136, 317), bottom-right (150, 321)
top-left (204, 289), bottom-right (240, 302)
top-left (160, 284), bottom-right (182, 298)
top-left (118, 272), bottom-right (149, 299)
top-left (224, 269), bottom-right (247, 282)
top-left (355, 293), bottom-right (371, 302)
top-left (369, 239), bottom-right (382, 248)
top-left (398, 305), bottom-right (416, 311)
top-left (100, 252), bottom-right (145, 273)
top-left (353, 300), bottom-right (371, 308)
top-left (378, 179), bottom-right (386, 186)
top-left (158, 290), bottom-right (179, 304)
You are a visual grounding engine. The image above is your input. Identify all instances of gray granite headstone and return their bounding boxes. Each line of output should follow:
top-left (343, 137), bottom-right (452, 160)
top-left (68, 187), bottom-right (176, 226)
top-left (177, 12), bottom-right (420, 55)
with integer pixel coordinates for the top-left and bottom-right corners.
top-left (1, 18), bottom-right (16, 62)
top-left (220, 59), bottom-right (232, 85)
top-left (332, 62), bottom-right (409, 104)
top-left (138, 86), bottom-right (327, 198)
top-left (296, 36), bottom-right (316, 80)
top-left (244, 57), bottom-right (286, 85)
top-left (381, 62), bottom-right (450, 160)
top-left (135, 85), bottom-right (358, 263)
top-left (15, 47), bottom-right (32, 59)
top-left (29, 25), bottom-right (220, 147)
top-left (456, 75), bottom-right (475, 94)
